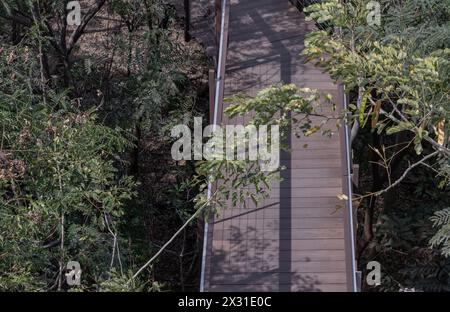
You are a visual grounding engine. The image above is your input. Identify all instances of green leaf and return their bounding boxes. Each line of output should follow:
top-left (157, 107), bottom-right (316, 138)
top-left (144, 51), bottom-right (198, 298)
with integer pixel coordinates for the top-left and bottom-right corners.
top-left (386, 122), bottom-right (414, 135)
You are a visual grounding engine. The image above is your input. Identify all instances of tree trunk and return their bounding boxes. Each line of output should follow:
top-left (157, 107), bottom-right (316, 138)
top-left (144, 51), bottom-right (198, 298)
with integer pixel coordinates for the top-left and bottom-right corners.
top-left (131, 121), bottom-right (142, 178)
top-left (11, 19), bottom-right (21, 44)
top-left (358, 132), bottom-right (382, 261)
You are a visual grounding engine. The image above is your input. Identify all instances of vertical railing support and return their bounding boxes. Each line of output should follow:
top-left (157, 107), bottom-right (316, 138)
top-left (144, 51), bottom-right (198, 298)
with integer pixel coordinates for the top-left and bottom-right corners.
top-left (208, 69), bottom-right (216, 123)
top-left (338, 83), bottom-right (358, 293)
top-left (215, 0), bottom-right (221, 53)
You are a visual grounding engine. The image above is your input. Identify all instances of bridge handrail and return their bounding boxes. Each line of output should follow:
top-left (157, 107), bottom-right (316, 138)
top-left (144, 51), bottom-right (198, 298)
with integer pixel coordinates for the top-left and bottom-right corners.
top-left (200, 0), bottom-right (230, 292)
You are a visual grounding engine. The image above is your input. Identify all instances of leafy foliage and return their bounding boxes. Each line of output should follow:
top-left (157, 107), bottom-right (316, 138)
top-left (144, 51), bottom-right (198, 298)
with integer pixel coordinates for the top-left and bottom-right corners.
top-left (0, 0), bottom-right (204, 291)
top-left (0, 41), bottom-right (136, 290)
top-left (194, 84), bottom-right (337, 216)
top-left (304, 0), bottom-right (450, 260)
top-left (430, 208), bottom-right (450, 256)
top-left (300, 0), bottom-right (450, 292)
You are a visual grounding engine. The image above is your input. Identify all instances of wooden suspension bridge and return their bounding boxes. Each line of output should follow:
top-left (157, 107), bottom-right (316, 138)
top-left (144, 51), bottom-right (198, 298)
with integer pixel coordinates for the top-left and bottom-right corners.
top-left (171, 0), bottom-right (358, 292)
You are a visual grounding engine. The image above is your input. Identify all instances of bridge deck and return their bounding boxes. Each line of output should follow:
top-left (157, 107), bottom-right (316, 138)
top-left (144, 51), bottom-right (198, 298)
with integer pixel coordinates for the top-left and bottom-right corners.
top-left (174, 0), bottom-right (353, 292)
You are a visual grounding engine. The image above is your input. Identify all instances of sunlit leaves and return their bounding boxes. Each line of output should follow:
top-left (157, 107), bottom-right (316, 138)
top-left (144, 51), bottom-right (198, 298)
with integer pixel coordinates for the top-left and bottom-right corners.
top-left (303, 0), bottom-right (450, 259)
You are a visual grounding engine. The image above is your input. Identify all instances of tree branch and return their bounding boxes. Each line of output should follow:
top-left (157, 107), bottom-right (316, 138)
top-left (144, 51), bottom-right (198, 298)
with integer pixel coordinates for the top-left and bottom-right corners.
top-left (128, 193), bottom-right (215, 284)
top-left (66, 0), bottom-right (107, 55)
top-left (374, 150), bottom-right (441, 196)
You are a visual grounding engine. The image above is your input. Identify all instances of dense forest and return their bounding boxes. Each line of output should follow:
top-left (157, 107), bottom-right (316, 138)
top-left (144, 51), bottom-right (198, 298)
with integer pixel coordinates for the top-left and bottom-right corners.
top-left (0, 0), bottom-right (449, 292)
top-left (0, 0), bottom-right (209, 291)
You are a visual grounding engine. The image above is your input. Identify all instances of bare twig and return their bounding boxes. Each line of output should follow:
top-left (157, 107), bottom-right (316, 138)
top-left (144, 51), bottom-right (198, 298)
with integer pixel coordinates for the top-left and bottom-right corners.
top-left (374, 150), bottom-right (441, 196)
top-left (103, 212), bottom-right (121, 273)
top-left (128, 192), bottom-right (216, 284)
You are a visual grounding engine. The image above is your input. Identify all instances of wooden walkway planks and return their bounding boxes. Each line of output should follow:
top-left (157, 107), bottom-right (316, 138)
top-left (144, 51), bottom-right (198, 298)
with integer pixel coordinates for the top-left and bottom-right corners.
top-left (170, 0), bottom-right (353, 292)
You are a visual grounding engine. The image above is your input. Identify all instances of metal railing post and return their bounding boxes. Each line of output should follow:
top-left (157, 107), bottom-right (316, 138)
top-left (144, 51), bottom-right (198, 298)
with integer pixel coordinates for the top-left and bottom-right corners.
top-left (200, 0), bottom-right (230, 292)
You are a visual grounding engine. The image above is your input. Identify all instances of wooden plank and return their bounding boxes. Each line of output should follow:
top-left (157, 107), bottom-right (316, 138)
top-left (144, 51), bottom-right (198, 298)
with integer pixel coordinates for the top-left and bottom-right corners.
top-left (214, 218), bottom-right (345, 232)
top-left (241, 186), bottom-right (342, 195)
top-left (291, 141), bottom-right (340, 150)
top-left (210, 260), bottom-right (347, 274)
top-left (213, 228), bottom-right (345, 240)
top-left (229, 23), bottom-right (303, 43)
top-left (234, 187), bottom-right (341, 198)
top-left (216, 207), bottom-right (343, 220)
top-left (283, 149), bottom-right (342, 160)
top-left (219, 196), bottom-right (343, 209)
top-left (292, 135), bottom-right (341, 144)
top-left (290, 158), bottom-right (341, 168)
top-left (236, 217), bottom-right (345, 229)
top-left (211, 271), bottom-right (346, 284)
top-left (227, 58), bottom-right (327, 73)
top-left (291, 178), bottom-right (342, 188)
top-left (290, 168), bottom-right (342, 178)
top-left (210, 249), bottom-right (347, 263)
top-left (209, 283), bottom-right (348, 292)
top-left (229, 0), bottom-right (292, 9)
top-left (227, 37), bottom-right (305, 62)
top-left (212, 238), bottom-right (346, 251)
